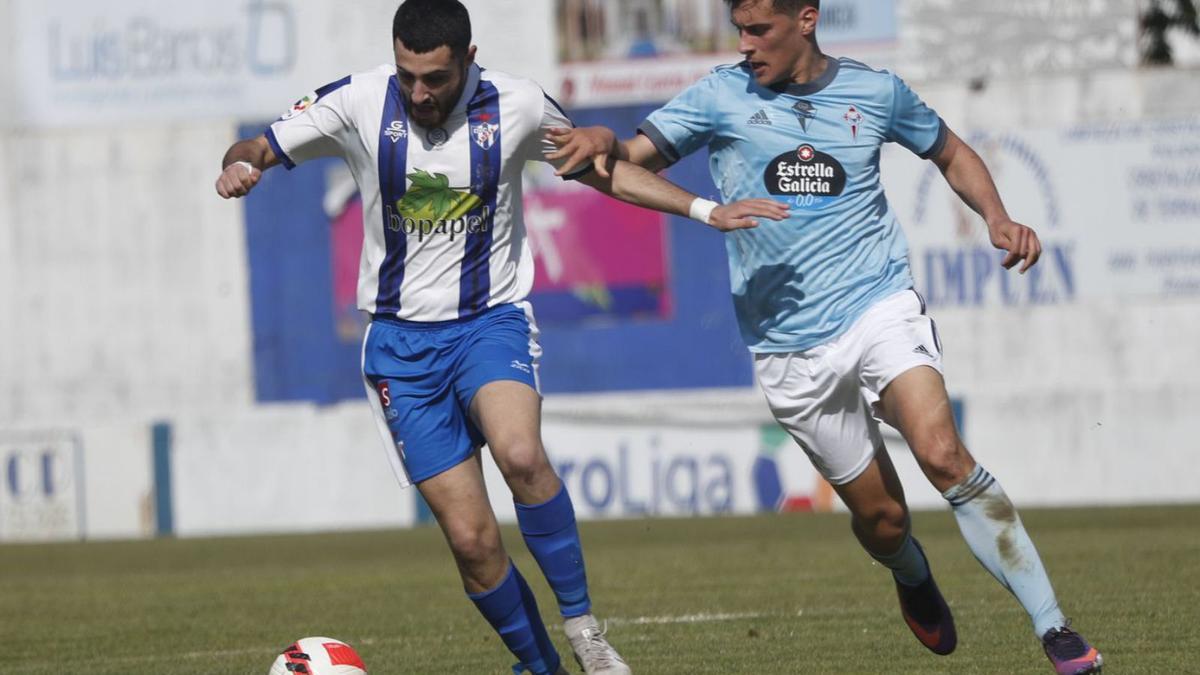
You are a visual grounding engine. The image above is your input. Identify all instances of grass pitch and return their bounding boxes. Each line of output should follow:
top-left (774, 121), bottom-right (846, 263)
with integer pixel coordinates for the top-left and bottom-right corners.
top-left (1, 505), bottom-right (1196, 674)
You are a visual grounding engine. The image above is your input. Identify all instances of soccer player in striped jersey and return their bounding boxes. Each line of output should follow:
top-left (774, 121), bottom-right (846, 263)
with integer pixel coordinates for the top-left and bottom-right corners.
top-left (215, 2), bottom-right (785, 673)
top-left (548, 1), bottom-right (1103, 673)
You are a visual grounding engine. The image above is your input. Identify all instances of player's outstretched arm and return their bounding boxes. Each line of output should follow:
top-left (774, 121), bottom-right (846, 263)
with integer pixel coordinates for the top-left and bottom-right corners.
top-left (215, 136), bottom-right (281, 200)
top-left (932, 128), bottom-right (1042, 273)
top-left (546, 127), bottom-right (669, 178)
top-left (575, 158), bottom-right (788, 232)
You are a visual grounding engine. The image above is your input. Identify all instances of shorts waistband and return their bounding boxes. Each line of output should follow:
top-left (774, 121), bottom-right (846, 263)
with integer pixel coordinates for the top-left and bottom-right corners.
top-left (371, 304), bottom-right (513, 330)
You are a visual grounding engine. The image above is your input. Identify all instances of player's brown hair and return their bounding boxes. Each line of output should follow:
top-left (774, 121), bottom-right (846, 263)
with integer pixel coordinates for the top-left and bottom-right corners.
top-left (724, 0), bottom-right (820, 15)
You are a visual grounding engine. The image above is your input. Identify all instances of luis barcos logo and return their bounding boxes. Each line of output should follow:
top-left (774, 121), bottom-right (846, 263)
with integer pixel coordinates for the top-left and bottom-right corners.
top-left (764, 143), bottom-right (847, 209)
top-left (45, 0), bottom-right (296, 81)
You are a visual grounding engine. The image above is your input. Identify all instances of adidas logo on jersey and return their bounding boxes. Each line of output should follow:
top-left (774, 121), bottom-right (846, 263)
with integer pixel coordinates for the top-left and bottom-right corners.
top-left (913, 344), bottom-right (934, 357)
top-left (747, 109), bottom-right (772, 126)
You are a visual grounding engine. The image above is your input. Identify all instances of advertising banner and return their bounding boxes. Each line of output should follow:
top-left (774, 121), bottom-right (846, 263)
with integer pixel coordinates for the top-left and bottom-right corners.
top-left (883, 117), bottom-right (1200, 308)
top-left (481, 421), bottom-right (833, 523)
top-left (0, 432), bottom-right (83, 542)
top-left (10, 0), bottom-right (364, 127)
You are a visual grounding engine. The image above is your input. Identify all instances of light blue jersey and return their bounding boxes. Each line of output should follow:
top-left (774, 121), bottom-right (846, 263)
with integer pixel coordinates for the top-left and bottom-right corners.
top-left (640, 57), bottom-right (946, 352)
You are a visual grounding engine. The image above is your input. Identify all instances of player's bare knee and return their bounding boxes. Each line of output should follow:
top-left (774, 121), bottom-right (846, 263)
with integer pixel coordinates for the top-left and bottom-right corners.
top-left (855, 500), bottom-right (908, 538)
top-left (493, 439), bottom-right (551, 485)
top-left (446, 520), bottom-right (503, 567)
top-left (918, 435), bottom-right (973, 488)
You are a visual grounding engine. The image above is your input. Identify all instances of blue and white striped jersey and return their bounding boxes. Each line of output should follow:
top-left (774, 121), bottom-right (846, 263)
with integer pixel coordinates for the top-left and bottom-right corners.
top-left (640, 57), bottom-right (947, 353)
top-left (269, 63), bottom-right (579, 321)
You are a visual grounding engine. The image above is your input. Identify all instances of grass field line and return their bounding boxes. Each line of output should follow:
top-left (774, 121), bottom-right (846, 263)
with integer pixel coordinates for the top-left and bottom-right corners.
top-left (608, 611), bottom-right (771, 626)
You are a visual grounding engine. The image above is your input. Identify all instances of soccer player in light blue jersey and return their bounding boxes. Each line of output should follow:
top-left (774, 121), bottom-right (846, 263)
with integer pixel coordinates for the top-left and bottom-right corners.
top-left (549, 1), bottom-right (1103, 673)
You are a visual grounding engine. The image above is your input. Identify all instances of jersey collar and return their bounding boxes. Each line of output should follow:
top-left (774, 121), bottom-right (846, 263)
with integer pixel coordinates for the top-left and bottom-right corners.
top-left (448, 63), bottom-right (482, 120)
top-left (768, 55), bottom-right (839, 96)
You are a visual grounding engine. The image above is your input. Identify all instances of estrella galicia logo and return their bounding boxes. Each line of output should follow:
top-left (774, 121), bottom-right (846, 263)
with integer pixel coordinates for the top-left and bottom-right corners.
top-left (792, 100), bottom-right (816, 132)
top-left (763, 144), bottom-right (847, 209)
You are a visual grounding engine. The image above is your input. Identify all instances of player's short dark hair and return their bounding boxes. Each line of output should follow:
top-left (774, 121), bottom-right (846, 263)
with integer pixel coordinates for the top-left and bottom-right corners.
top-left (393, 0), bottom-right (472, 58)
top-left (724, 0), bottom-right (819, 15)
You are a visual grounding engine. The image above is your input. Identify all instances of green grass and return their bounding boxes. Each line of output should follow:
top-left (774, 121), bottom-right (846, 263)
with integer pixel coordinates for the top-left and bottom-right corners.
top-left (1, 505), bottom-right (1196, 674)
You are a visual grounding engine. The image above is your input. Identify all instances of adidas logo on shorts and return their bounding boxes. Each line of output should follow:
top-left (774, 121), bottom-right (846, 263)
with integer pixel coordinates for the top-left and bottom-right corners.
top-left (748, 109), bottom-right (772, 126)
top-left (913, 344), bottom-right (933, 357)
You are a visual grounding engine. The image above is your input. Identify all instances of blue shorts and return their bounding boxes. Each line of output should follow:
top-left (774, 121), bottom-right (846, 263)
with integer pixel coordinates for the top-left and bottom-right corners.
top-left (362, 302), bottom-right (541, 487)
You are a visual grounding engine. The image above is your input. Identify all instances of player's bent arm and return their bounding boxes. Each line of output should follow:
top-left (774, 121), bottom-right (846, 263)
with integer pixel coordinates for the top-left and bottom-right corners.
top-left (621, 133), bottom-right (671, 173)
top-left (574, 159), bottom-right (788, 232)
top-left (215, 135), bottom-right (281, 200)
top-left (931, 128), bottom-right (1042, 272)
top-left (545, 127), bottom-right (670, 177)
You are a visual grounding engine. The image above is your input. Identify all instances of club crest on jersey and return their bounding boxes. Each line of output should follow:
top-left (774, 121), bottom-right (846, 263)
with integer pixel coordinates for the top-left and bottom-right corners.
top-left (844, 105), bottom-right (864, 140)
top-left (385, 120), bottom-right (408, 143)
top-left (763, 143), bottom-right (847, 210)
top-left (792, 100), bottom-right (816, 132)
top-left (471, 121), bottom-right (499, 150)
top-left (280, 93), bottom-right (316, 120)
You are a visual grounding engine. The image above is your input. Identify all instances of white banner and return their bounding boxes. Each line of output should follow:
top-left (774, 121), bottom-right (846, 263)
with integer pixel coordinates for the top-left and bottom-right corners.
top-left (883, 116), bottom-right (1200, 307)
top-left (0, 432), bottom-right (83, 542)
top-left (10, 0), bottom-right (388, 127)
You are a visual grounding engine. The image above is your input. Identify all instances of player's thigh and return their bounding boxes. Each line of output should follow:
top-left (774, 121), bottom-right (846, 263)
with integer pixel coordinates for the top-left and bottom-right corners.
top-left (753, 349), bottom-right (883, 486)
top-left (456, 303), bottom-right (543, 453)
top-left (362, 319), bottom-right (479, 485)
top-left (469, 381), bottom-right (543, 458)
top-left (858, 289), bottom-right (946, 426)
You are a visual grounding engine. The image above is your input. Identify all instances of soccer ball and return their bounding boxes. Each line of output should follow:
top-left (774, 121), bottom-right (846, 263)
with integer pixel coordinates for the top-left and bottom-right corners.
top-left (267, 637), bottom-right (367, 675)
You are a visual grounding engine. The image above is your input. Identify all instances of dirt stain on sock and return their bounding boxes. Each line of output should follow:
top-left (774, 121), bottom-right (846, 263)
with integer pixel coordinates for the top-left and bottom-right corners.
top-left (980, 493), bottom-right (1021, 568)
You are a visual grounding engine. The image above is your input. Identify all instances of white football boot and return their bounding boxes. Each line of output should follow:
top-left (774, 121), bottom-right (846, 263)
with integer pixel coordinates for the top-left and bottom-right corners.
top-left (563, 615), bottom-right (631, 675)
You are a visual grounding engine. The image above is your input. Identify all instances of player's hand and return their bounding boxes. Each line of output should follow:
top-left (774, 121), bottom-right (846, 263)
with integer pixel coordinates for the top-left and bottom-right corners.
top-left (545, 126), bottom-right (618, 178)
top-left (709, 199), bottom-right (790, 232)
top-left (215, 161), bottom-right (262, 199)
top-left (988, 219), bottom-right (1042, 273)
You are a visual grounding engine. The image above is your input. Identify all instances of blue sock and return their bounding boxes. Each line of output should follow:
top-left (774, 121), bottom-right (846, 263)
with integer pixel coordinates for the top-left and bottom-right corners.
top-left (468, 563), bottom-right (561, 675)
top-left (868, 533), bottom-right (931, 587)
top-left (943, 464), bottom-right (1067, 637)
top-left (516, 483), bottom-right (592, 618)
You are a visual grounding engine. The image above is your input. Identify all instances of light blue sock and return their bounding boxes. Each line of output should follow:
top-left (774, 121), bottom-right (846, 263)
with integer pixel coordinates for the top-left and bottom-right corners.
top-left (943, 465), bottom-right (1067, 637)
top-left (468, 563), bottom-right (561, 675)
top-left (869, 533), bottom-right (931, 587)
top-left (516, 483), bottom-right (591, 618)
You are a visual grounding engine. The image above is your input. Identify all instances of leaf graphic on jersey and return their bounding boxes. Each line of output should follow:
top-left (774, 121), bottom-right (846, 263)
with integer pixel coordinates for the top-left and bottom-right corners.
top-left (398, 170), bottom-right (481, 227)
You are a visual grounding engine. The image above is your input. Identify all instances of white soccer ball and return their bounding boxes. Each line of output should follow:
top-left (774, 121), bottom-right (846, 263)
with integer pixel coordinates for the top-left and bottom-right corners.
top-left (267, 637), bottom-right (367, 675)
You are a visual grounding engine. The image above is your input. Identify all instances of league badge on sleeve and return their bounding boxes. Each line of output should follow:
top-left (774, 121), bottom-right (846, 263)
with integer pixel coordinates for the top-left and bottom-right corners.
top-left (280, 93), bottom-right (317, 120)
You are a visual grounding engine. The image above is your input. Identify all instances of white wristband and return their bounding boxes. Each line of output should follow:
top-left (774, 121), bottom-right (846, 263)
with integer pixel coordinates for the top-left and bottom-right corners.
top-left (233, 160), bottom-right (255, 175)
top-left (688, 198), bottom-right (719, 225)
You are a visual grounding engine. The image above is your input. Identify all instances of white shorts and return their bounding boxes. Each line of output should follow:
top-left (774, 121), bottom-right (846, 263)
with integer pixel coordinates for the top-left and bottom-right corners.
top-left (753, 290), bottom-right (943, 485)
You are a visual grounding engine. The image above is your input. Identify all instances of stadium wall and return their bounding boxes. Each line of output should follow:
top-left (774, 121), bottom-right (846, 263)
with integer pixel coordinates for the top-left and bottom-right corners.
top-left (1, 1), bottom-right (1198, 541)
